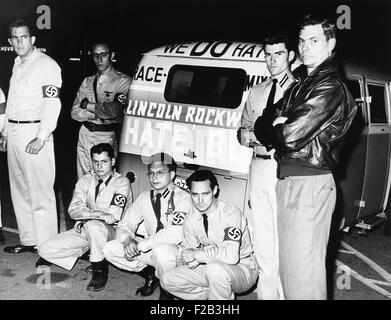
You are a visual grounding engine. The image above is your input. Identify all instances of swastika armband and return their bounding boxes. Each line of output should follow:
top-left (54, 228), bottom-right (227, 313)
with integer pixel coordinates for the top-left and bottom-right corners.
top-left (171, 211), bottom-right (186, 225)
top-left (223, 226), bottom-right (242, 242)
top-left (42, 85), bottom-right (61, 98)
top-left (110, 193), bottom-right (127, 208)
top-left (114, 93), bottom-right (128, 106)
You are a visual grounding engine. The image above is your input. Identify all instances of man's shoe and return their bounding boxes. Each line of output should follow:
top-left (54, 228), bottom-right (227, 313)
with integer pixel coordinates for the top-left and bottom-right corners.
top-left (35, 257), bottom-right (53, 268)
top-left (159, 286), bottom-right (175, 300)
top-left (86, 260), bottom-right (108, 292)
top-left (135, 275), bottom-right (160, 296)
top-left (3, 244), bottom-right (37, 254)
top-left (87, 269), bottom-right (108, 291)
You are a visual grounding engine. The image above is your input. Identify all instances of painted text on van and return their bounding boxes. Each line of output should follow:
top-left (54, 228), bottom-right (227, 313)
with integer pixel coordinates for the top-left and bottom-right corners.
top-left (163, 42), bottom-right (264, 60)
top-left (126, 99), bottom-right (241, 129)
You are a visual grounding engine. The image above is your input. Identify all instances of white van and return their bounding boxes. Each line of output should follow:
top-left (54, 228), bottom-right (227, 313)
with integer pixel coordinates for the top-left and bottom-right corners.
top-left (117, 41), bottom-right (391, 233)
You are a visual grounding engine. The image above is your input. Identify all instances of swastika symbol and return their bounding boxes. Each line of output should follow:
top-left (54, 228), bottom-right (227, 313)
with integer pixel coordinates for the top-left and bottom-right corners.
top-left (117, 94), bottom-right (126, 104)
top-left (228, 227), bottom-right (241, 240)
top-left (172, 211), bottom-right (185, 225)
top-left (45, 86), bottom-right (58, 97)
top-left (113, 194), bottom-right (126, 207)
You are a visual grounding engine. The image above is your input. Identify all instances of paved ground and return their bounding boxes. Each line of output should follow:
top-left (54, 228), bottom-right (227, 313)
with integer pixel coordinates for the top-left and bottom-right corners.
top-left (0, 225), bottom-right (390, 301)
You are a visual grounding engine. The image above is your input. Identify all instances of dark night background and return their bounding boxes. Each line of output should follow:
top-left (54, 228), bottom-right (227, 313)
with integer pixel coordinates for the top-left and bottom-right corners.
top-left (0, 0), bottom-right (390, 228)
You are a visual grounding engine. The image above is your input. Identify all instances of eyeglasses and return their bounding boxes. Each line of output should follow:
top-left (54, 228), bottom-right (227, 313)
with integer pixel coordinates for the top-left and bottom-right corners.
top-left (92, 52), bottom-right (110, 60)
top-left (146, 170), bottom-right (168, 179)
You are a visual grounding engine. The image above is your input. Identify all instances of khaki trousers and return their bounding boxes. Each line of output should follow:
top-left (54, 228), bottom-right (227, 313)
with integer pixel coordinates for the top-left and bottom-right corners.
top-left (7, 123), bottom-right (57, 246)
top-left (277, 173), bottom-right (336, 300)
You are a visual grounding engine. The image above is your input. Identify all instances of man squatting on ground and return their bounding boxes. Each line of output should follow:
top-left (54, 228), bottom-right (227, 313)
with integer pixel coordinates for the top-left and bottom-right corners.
top-left (237, 34), bottom-right (295, 300)
top-left (71, 41), bottom-right (131, 179)
top-left (38, 143), bottom-right (131, 291)
top-left (160, 170), bottom-right (259, 300)
top-left (254, 15), bottom-right (357, 299)
top-left (103, 153), bottom-right (192, 299)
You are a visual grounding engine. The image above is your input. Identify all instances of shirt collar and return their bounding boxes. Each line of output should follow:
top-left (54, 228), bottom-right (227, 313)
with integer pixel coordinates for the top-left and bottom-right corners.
top-left (195, 199), bottom-right (218, 217)
top-left (95, 172), bottom-right (114, 186)
top-left (15, 47), bottom-right (38, 66)
top-left (271, 70), bottom-right (293, 88)
top-left (153, 182), bottom-right (175, 199)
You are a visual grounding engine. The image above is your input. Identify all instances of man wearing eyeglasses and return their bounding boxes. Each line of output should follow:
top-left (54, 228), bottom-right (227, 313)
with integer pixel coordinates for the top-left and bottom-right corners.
top-left (103, 153), bottom-right (192, 299)
top-left (1, 20), bottom-right (62, 257)
top-left (71, 41), bottom-right (131, 179)
top-left (38, 143), bottom-right (131, 291)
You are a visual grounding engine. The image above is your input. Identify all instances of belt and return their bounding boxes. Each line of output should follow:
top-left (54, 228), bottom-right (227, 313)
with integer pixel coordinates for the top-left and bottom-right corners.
top-left (8, 119), bottom-right (40, 124)
top-left (255, 154), bottom-right (271, 160)
top-left (82, 122), bottom-right (118, 132)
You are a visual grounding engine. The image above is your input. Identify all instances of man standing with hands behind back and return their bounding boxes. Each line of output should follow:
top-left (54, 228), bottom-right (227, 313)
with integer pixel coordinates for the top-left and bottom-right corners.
top-left (71, 41), bottom-right (131, 178)
top-left (0, 20), bottom-right (62, 262)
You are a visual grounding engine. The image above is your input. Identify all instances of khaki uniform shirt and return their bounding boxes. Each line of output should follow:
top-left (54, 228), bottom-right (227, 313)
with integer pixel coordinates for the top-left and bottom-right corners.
top-left (71, 68), bottom-right (131, 125)
top-left (116, 183), bottom-right (192, 250)
top-left (182, 199), bottom-right (254, 265)
top-left (69, 171), bottom-right (131, 221)
top-left (241, 72), bottom-right (294, 156)
top-left (3, 48), bottom-right (62, 140)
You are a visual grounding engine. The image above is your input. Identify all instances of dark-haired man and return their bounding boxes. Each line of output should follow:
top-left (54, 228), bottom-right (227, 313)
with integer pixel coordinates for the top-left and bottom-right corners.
top-left (160, 170), bottom-right (258, 300)
top-left (237, 34), bottom-right (295, 300)
top-left (254, 16), bottom-right (357, 299)
top-left (71, 41), bottom-right (131, 178)
top-left (103, 153), bottom-right (192, 299)
top-left (38, 143), bottom-right (131, 291)
top-left (1, 20), bottom-right (62, 255)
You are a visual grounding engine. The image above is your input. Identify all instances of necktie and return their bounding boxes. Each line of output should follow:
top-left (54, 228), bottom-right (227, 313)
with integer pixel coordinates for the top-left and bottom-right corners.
top-left (266, 78), bottom-right (278, 110)
top-left (95, 179), bottom-right (103, 200)
top-left (202, 213), bottom-right (208, 236)
top-left (151, 192), bottom-right (164, 233)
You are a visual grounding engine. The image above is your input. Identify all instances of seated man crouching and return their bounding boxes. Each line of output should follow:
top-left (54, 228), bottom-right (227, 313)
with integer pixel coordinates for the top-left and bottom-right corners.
top-left (103, 153), bottom-right (192, 299)
top-left (37, 143), bottom-right (131, 291)
top-left (160, 170), bottom-right (259, 300)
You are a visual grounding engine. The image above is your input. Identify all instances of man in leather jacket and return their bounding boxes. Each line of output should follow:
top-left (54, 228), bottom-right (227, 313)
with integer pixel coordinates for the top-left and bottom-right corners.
top-left (254, 15), bottom-right (357, 299)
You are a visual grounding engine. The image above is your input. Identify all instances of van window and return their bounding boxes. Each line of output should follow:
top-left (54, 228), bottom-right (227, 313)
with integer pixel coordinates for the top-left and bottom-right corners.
top-left (164, 65), bottom-right (246, 109)
top-left (368, 83), bottom-right (387, 124)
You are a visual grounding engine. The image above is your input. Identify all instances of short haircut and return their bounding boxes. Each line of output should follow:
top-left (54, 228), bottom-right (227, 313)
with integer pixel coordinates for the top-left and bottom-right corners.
top-left (9, 19), bottom-right (34, 37)
top-left (186, 169), bottom-right (220, 198)
top-left (91, 40), bottom-right (112, 52)
top-left (263, 34), bottom-right (294, 53)
top-left (90, 143), bottom-right (115, 159)
top-left (147, 152), bottom-right (177, 173)
top-left (298, 14), bottom-right (337, 41)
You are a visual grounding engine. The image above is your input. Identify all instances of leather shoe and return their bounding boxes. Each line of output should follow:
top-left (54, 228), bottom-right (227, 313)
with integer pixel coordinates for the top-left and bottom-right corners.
top-left (86, 260), bottom-right (108, 291)
top-left (135, 275), bottom-right (160, 296)
top-left (87, 269), bottom-right (108, 291)
top-left (3, 244), bottom-right (37, 254)
top-left (35, 257), bottom-right (52, 268)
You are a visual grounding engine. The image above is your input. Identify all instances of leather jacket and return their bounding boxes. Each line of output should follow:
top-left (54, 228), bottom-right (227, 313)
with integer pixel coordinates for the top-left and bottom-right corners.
top-left (254, 55), bottom-right (357, 177)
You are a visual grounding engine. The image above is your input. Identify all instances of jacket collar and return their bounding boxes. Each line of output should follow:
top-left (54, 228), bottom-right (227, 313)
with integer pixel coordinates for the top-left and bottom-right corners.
top-left (294, 54), bottom-right (339, 81)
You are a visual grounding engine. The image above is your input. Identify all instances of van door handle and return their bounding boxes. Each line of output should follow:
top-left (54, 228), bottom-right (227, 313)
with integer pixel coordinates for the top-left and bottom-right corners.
top-left (184, 150), bottom-right (197, 159)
